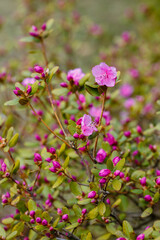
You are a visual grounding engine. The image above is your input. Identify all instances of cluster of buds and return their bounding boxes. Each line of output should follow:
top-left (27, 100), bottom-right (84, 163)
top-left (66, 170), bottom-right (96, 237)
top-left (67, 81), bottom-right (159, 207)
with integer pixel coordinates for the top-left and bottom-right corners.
top-left (0, 159), bottom-right (7, 173)
top-left (34, 153), bottom-right (42, 165)
top-left (57, 208), bottom-right (69, 222)
top-left (45, 147), bottom-right (56, 163)
top-left (49, 161), bottom-right (61, 173)
top-left (13, 85), bottom-right (32, 97)
top-left (34, 65), bottom-right (49, 81)
top-left (88, 191), bottom-right (98, 203)
top-left (29, 23), bottom-right (47, 38)
top-left (45, 194), bottom-right (54, 208)
top-left (77, 208), bottom-right (87, 224)
top-left (2, 192), bottom-right (10, 204)
top-left (30, 211), bottom-right (48, 226)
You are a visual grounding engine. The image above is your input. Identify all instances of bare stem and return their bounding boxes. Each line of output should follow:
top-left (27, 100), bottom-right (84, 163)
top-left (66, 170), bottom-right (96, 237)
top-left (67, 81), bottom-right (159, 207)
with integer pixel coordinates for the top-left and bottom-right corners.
top-left (28, 102), bottom-right (70, 147)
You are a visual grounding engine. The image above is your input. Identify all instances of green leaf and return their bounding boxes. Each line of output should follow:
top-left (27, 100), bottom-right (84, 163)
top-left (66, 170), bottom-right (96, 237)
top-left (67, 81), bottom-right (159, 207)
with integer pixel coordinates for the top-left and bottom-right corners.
top-left (154, 220), bottom-right (160, 231)
top-left (122, 220), bottom-right (133, 238)
top-left (12, 160), bottom-right (20, 174)
top-left (73, 204), bottom-right (81, 216)
top-left (79, 73), bottom-right (91, 86)
top-left (70, 182), bottom-right (81, 196)
top-left (28, 199), bottom-right (37, 211)
top-left (154, 192), bottom-right (159, 203)
top-left (11, 196), bottom-right (21, 205)
top-left (98, 202), bottom-right (106, 216)
top-left (52, 88), bottom-right (68, 96)
top-left (88, 207), bottom-right (99, 219)
top-left (102, 142), bottom-right (111, 153)
top-left (42, 211), bottom-right (51, 223)
top-left (111, 198), bottom-right (121, 208)
top-left (112, 179), bottom-right (122, 191)
top-left (35, 225), bottom-right (47, 231)
top-left (46, 18), bottom-right (54, 30)
top-left (131, 170), bottom-right (145, 181)
top-left (2, 217), bottom-right (14, 225)
top-left (77, 199), bottom-right (91, 205)
top-left (58, 143), bottom-right (66, 156)
top-left (4, 99), bottom-right (19, 106)
top-left (20, 36), bottom-right (38, 42)
top-left (86, 232), bottom-right (92, 240)
top-left (85, 83), bottom-right (100, 96)
top-left (6, 127), bottom-right (14, 142)
top-left (143, 227), bottom-right (153, 237)
top-left (6, 231), bottom-right (17, 240)
top-left (9, 133), bottom-right (19, 147)
top-left (67, 120), bottom-right (77, 135)
top-left (12, 222), bottom-right (24, 235)
top-left (31, 81), bottom-right (39, 94)
top-left (63, 156), bottom-right (70, 169)
top-left (141, 207), bottom-right (153, 218)
top-left (0, 225), bottom-right (6, 238)
top-left (52, 175), bottom-right (65, 188)
top-left (97, 233), bottom-right (111, 240)
top-left (65, 222), bottom-right (79, 230)
top-left (114, 158), bottom-right (125, 171)
top-left (49, 66), bottom-right (59, 81)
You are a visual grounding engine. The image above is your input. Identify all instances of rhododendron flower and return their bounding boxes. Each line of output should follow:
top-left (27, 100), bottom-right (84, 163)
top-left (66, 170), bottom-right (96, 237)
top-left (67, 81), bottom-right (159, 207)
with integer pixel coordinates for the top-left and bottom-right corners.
top-left (104, 133), bottom-right (117, 146)
top-left (92, 62), bottom-right (117, 87)
top-left (22, 78), bottom-right (35, 86)
top-left (81, 114), bottom-right (97, 136)
top-left (120, 83), bottom-right (133, 98)
top-left (129, 68), bottom-right (139, 78)
top-left (67, 68), bottom-right (85, 85)
top-left (124, 98), bottom-right (135, 109)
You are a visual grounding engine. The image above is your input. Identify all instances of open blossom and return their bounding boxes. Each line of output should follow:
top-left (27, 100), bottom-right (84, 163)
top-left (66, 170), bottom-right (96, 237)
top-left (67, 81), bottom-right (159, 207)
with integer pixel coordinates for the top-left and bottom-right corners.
top-left (22, 78), bottom-right (35, 86)
top-left (81, 114), bottom-right (97, 136)
top-left (67, 68), bottom-right (85, 85)
top-left (89, 106), bottom-right (111, 125)
top-left (120, 83), bottom-right (133, 98)
top-left (92, 62), bottom-right (117, 87)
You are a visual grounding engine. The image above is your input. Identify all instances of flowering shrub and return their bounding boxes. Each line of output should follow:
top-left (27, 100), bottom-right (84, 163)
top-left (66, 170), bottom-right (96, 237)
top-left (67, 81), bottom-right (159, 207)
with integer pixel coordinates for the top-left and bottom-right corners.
top-left (1, 1), bottom-right (160, 240)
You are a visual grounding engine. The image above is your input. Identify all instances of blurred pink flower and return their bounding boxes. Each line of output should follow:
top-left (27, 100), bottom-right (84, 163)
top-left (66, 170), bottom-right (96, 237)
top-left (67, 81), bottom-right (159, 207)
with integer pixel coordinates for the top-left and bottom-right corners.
top-left (120, 83), bottom-right (133, 98)
top-left (67, 68), bottom-right (85, 85)
top-left (81, 114), bottom-right (97, 136)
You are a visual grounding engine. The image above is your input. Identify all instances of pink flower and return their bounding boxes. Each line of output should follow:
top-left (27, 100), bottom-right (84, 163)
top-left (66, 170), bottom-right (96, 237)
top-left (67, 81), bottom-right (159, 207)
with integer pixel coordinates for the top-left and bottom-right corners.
top-left (22, 78), bottom-right (35, 86)
top-left (136, 234), bottom-right (145, 240)
top-left (104, 133), bottom-right (117, 146)
top-left (81, 114), bottom-right (97, 136)
top-left (96, 149), bottom-right (107, 163)
top-left (67, 68), bottom-right (85, 85)
top-left (88, 191), bottom-right (96, 198)
top-left (124, 98), bottom-right (135, 109)
top-left (92, 62), bottom-right (117, 87)
top-left (129, 69), bottom-right (139, 78)
top-left (122, 31), bottom-right (131, 42)
top-left (99, 169), bottom-right (111, 177)
top-left (120, 84), bottom-right (133, 98)
top-left (140, 177), bottom-right (146, 186)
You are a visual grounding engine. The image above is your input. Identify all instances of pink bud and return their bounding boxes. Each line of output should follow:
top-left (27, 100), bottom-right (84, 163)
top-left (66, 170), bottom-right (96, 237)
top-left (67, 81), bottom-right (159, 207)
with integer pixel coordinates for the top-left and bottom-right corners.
top-left (34, 153), bottom-right (42, 163)
top-left (156, 177), bottom-right (160, 185)
top-left (137, 125), bottom-right (142, 134)
top-left (60, 82), bottom-right (68, 88)
top-left (62, 214), bottom-right (68, 221)
top-left (99, 178), bottom-right (107, 184)
top-left (114, 170), bottom-right (120, 176)
top-left (41, 23), bottom-right (46, 31)
top-left (26, 85), bottom-right (32, 94)
top-left (77, 218), bottom-right (82, 223)
top-left (140, 177), bottom-right (146, 186)
top-left (52, 161), bottom-right (61, 169)
top-left (124, 131), bottom-right (131, 138)
top-left (82, 209), bottom-right (87, 215)
top-left (99, 169), bottom-right (111, 177)
top-left (136, 234), bottom-right (145, 240)
top-left (49, 147), bottom-right (56, 154)
top-left (30, 211), bottom-right (35, 218)
top-left (88, 191), bottom-right (96, 199)
top-left (144, 195), bottom-right (152, 202)
top-left (34, 66), bottom-right (44, 73)
top-left (106, 198), bottom-right (110, 204)
top-left (119, 172), bottom-right (125, 178)
top-left (36, 217), bottom-right (41, 223)
top-left (73, 133), bottom-right (79, 139)
top-left (42, 219), bottom-right (48, 226)
top-left (76, 118), bottom-right (82, 125)
top-left (57, 208), bottom-right (62, 215)
top-left (96, 149), bottom-right (107, 163)
top-left (156, 170), bottom-right (160, 176)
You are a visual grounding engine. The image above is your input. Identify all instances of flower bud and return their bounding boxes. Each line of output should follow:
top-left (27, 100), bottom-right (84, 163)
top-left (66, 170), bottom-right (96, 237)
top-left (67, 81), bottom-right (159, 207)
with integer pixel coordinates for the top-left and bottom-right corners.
top-left (26, 85), bottom-right (32, 94)
top-left (88, 191), bottom-right (96, 199)
top-left (34, 153), bottom-right (42, 163)
top-left (156, 177), bottom-right (160, 185)
top-left (120, 172), bottom-right (125, 179)
top-left (106, 198), bottom-right (110, 204)
top-left (42, 219), bottom-right (48, 226)
top-left (99, 169), bottom-right (111, 177)
top-left (136, 234), bottom-right (145, 240)
top-left (77, 218), bottom-right (82, 223)
top-left (34, 66), bottom-right (44, 73)
top-left (114, 170), bottom-right (120, 176)
top-left (52, 161), bottom-right (61, 169)
top-left (81, 209), bottom-right (87, 215)
top-left (41, 23), bottom-right (46, 31)
top-left (36, 217), bottom-right (42, 223)
top-left (96, 149), bottom-right (107, 163)
top-left (30, 219), bottom-right (35, 224)
top-left (144, 195), bottom-right (152, 202)
top-left (137, 125), bottom-right (142, 134)
top-left (124, 131), bottom-right (131, 138)
top-left (45, 158), bottom-right (52, 163)
top-left (60, 82), bottom-right (68, 88)
top-left (99, 178), bottom-right (107, 184)
top-left (29, 211), bottom-right (35, 218)
top-left (49, 147), bottom-right (56, 154)
top-left (73, 133), bottom-right (79, 139)
top-left (140, 177), bottom-right (146, 186)
top-left (62, 214), bottom-right (68, 221)
top-left (57, 208), bottom-right (62, 215)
